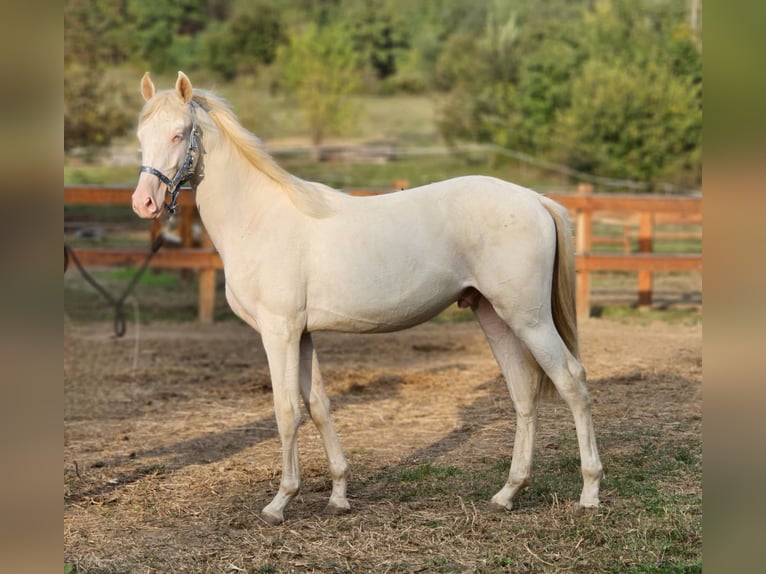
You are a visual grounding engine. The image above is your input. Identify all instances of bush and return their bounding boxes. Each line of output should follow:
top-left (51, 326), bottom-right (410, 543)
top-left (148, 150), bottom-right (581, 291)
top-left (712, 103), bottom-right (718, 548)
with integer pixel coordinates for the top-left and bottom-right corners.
top-left (64, 65), bottom-right (134, 152)
top-left (553, 57), bottom-right (701, 186)
top-left (276, 22), bottom-right (362, 154)
top-left (203, 1), bottom-right (286, 80)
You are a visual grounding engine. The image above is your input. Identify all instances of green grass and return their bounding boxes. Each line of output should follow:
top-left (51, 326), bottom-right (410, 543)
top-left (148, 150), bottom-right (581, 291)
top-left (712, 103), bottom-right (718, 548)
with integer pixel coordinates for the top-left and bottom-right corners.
top-left (106, 267), bottom-right (181, 289)
top-left (592, 305), bottom-right (701, 325)
top-left (64, 146), bottom-right (564, 192)
top-left (64, 267), bottom-right (237, 324)
top-left (590, 221), bottom-right (702, 256)
top-left (626, 563), bottom-right (701, 574)
top-left (378, 463), bottom-right (464, 502)
top-left (430, 304), bottom-right (475, 324)
top-left (361, 421), bottom-right (701, 573)
top-left (65, 165), bottom-right (139, 186)
top-left (398, 463), bottom-right (461, 483)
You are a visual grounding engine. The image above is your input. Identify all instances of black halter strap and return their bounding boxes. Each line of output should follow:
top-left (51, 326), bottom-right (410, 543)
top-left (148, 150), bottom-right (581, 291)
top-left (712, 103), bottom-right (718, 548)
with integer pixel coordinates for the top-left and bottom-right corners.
top-left (139, 101), bottom-right (201, 214)
top-left (139, 165), bottom-right (174, 189)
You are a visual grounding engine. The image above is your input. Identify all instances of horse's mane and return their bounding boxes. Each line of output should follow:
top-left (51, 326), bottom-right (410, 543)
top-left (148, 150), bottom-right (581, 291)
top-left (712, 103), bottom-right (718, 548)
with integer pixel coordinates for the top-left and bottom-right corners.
top-left (142, 89), bottom-right (334, 218)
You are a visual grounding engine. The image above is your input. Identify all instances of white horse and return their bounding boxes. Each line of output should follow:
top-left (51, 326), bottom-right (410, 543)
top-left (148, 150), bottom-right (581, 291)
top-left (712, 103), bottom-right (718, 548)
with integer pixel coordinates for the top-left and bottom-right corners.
top-left (132, 72), bottom-right (603, 525)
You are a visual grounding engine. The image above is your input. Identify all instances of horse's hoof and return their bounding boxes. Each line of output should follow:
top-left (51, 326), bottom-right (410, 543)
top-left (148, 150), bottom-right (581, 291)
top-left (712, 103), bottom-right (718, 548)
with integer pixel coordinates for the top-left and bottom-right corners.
top-left (323, 502), bottom-right (351, 516)
top-left (259, 510), bottom-right (284, 526)
top-left (488, 501), bottom-right (512, 513)
top-left (575, 502), bottom-right (599, 515)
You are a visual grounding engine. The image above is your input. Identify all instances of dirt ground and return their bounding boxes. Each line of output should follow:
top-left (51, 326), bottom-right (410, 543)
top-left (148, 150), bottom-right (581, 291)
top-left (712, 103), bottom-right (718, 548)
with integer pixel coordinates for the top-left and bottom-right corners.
top-left (64, 315), bottom-right (701, 573)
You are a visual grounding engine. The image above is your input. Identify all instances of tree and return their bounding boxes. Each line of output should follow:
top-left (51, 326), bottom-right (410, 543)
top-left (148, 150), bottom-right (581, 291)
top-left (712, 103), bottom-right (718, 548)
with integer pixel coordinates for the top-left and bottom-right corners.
top-left (554, 0), bottom-right (702, 186)
top-left (204, 1), bottom-right (286, 80)
top-left (64, 0), bottom-right (133, 151)
top-left (126, 0), bottom-right (208, 72)
top-left (276, 22), bottom-right (362, 158)
top-left (553, 58), bottom-right (701, 186)
top-left (434, 0), bottom-right (701, 188)
top-left (340, 0), bottom-right (409, 80)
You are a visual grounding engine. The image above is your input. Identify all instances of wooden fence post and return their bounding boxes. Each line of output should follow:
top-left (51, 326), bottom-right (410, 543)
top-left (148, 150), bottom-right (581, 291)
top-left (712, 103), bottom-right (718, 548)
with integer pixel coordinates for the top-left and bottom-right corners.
top-left (198, 229), bottom-right (216, 324)
top-left (179, 206), bottom-right (196, 280)
top-left (637, 212), bottom-right (653, 306)
top-left (392, 179), bottom-right (409, 191)
top-left (575, 183), bottom-right (593, 319)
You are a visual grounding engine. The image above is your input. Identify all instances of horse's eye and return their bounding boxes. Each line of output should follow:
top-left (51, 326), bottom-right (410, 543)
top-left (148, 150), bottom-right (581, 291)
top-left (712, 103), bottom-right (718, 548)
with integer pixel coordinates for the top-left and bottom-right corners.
top-left (172, 134), bottom-right (182, 144)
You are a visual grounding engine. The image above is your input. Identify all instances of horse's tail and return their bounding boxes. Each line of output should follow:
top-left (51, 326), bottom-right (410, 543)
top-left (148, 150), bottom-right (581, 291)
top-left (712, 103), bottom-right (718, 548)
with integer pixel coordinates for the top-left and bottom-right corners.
top-left (537, 195), bottom-right (580, 398)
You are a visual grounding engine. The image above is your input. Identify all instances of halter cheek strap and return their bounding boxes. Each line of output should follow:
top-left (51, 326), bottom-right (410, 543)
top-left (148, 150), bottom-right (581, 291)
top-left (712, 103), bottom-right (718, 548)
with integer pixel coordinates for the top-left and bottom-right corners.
top-left (139, 101), bottom-right (201, 215)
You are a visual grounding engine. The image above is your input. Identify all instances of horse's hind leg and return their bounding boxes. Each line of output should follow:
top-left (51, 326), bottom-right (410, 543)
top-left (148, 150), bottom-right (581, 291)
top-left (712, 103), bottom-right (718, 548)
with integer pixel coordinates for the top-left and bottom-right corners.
top-left (298, 333), bottom-right (350, 515)
top-left (473, 296), bottom-right (544, 511)
top-left (500, 304), bottom-right (604, 508)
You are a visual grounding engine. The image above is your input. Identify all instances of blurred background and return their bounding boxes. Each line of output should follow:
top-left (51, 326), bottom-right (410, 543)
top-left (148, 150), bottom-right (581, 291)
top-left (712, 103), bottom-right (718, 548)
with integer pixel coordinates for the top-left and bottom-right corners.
top-left (64, 0), bottom-right (702, 192)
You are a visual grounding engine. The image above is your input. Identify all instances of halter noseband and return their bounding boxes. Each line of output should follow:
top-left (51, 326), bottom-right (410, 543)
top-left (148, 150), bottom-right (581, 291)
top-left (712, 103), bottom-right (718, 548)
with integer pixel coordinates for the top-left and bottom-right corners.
top-left (139, 101), bottom-right (201, 215)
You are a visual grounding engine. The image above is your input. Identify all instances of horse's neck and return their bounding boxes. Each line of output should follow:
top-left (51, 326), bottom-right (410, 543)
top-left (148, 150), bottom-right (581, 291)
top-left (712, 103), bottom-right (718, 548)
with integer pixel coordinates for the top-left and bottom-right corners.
top-left (194, 138), bottom-right (296, 256)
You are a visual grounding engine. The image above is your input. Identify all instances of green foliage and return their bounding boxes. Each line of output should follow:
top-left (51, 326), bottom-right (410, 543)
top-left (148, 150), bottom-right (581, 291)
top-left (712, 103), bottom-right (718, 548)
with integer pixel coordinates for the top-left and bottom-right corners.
top-left (553, 57), bottom-right (701, 185)
top-left (434, 0), bottom-right (701, 189)
top-left (276, 22), bottom-right (362, 151)
top-left (512, 37), bottom-right (583, 153)
top-left (125, 0), bottom-right (208, 72)
top-left (204, 1), bottom-right (286, 80)
top-left (547, 0), bottom-right (702, 185)
top-left (64, 0), bottom-right (702, 186)
top-left (64, 0), bottom-right (134, 151)
top-left (340, 0), bottom-right (409, 80)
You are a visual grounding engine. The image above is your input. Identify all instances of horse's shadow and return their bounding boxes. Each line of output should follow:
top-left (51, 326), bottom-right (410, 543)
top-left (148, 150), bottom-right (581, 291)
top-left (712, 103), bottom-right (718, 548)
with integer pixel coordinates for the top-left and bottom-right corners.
top-left (66, 372), bottom-right (416, 504)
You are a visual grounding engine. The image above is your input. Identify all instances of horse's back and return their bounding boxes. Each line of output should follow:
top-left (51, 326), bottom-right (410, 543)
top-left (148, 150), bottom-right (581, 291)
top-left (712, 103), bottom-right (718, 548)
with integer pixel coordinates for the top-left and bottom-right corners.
top-left (372, 175), bottom-right (556, 257)
top-left (330, 175), bottom-right (550, 235)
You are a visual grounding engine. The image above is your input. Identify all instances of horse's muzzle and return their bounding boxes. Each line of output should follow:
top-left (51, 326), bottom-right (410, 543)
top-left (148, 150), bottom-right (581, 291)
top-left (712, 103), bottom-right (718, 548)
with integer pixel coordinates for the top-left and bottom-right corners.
top-left (132, 187), bottom-right (163, 219)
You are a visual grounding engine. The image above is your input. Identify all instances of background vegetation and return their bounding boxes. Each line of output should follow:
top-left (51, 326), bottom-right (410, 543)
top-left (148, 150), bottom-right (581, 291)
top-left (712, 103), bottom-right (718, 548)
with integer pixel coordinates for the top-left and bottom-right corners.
top-left (65, 0), bottom-right (702, 191)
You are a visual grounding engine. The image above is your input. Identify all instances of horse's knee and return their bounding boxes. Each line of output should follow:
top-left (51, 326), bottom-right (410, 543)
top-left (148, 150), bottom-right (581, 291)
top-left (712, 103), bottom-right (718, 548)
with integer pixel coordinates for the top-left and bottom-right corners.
top-left (514, 404), bottom-right (536, 425)
top-left (281, 477), bottom-right (301, 497)
top-left (275, 399), bottom-right (302, 429)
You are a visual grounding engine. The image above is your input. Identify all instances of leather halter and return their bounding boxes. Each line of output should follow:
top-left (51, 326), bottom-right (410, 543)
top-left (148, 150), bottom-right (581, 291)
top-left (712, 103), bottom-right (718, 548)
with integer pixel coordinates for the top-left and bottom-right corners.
top-left (139, 101), bottom-right (201, 214)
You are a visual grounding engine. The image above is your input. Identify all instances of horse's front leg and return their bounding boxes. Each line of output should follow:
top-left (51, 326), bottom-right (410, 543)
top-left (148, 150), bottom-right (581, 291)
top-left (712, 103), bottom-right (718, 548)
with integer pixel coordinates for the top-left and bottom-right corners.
top-left (260, 329), bottom-right (304, 525)
top-left (298, 333), bottom-right (350, 515)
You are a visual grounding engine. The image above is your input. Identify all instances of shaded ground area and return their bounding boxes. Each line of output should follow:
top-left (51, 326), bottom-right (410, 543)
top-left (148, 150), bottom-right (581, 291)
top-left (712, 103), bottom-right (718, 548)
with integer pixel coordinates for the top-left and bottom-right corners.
top-left (64, 317), bottom-right (701, 573)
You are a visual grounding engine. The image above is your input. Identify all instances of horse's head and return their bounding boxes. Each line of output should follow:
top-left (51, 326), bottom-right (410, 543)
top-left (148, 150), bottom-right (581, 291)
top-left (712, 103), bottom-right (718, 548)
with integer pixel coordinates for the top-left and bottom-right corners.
top-left (132, 71), bottom-right (200, 219)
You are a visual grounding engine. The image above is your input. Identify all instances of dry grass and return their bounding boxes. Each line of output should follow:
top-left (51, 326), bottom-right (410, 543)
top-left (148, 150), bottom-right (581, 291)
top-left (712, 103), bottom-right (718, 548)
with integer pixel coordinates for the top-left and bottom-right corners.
top-left (65, 318), bottom-right (701, 573)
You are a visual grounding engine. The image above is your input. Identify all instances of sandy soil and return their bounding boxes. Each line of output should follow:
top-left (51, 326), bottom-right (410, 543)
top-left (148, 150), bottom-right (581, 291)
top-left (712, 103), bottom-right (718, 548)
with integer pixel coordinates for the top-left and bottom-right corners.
top-left (64, 316), bottom-right (701, 572)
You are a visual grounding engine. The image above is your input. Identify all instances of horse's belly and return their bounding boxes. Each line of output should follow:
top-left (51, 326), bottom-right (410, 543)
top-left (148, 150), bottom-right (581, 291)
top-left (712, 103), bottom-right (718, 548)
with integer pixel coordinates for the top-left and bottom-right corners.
top-left (306, 286), bottom-right (461, 334)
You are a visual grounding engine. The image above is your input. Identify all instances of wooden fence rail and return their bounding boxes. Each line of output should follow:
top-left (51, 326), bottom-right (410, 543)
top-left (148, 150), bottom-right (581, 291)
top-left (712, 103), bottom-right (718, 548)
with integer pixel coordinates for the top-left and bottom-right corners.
top-left (547, 184), bottom-right (702, 316)
top-left (64, 184), bottom-right (701, 322)
top-left (65, 185), bottom-right (220, 323)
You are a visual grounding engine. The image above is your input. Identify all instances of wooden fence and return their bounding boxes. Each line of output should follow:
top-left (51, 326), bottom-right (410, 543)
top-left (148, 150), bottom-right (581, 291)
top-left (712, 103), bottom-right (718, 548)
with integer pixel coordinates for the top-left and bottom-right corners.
top-left (64, 184), bottom-right (701, 322)
top-left (547, 184), bottom-right (702, 317)
top-left (65, 185), bottom-right (220, 323)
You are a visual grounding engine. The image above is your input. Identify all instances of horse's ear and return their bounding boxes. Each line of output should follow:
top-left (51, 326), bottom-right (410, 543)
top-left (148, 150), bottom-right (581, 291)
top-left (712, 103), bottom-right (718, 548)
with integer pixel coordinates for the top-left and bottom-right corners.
top-left (141, 72), bottom-right (155, 101)
top-left (176, 71), bottom-right (193, 103)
